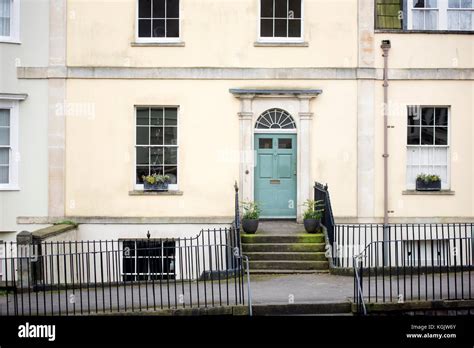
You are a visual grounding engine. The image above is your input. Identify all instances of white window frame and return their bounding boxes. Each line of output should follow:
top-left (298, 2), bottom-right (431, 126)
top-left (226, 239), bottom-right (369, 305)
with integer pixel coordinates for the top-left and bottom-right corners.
top-left (406, 105), bottom-right (451, 190)
top-left (257, 0), bottom-right (304, 43)
top-left (133, 105), bottom-right (179, 191)
top-left (0, 0), bottom-right (20, 43)
top-left (135, 0), bottom-right (182, 43)
top-left (0, 99), bottom-right (19, 191)
top-left (407, 0), bottom-right (474, 31)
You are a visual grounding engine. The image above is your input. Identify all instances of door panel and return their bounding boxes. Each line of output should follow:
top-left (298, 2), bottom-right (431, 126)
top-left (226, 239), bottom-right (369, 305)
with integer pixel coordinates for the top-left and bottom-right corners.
top-left (254, 134), bottom-right (297, 218)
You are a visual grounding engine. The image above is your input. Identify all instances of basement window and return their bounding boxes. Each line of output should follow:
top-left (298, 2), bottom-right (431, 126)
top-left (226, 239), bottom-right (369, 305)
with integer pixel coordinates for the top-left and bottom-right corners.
top-left (122, 240), bottom-right (176, 281)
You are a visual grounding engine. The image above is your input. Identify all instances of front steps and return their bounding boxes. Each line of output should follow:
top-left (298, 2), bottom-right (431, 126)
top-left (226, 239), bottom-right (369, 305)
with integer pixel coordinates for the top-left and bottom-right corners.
top-left (242, 233), bottom-right (329, 274)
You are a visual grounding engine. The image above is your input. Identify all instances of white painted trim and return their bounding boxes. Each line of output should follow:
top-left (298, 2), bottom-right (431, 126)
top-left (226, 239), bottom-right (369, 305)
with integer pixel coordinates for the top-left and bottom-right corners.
top-left (0, 99), bottom-right (19, 191)
top-left (135, 0), bottom-right (182, 43)
top-left (133, 105), bottom-right (180, 192)
top-left (257, 0), bottom-right (304, 43)
top-left (0, 0), bottom-right (20, 43)
top-left (254, 128), bottom-right (297, 134)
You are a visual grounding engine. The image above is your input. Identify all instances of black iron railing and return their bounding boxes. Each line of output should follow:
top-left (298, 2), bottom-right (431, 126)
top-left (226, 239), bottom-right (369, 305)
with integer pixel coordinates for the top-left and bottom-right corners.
top-left (314, 182), bottom-right (335, 245)
top-left (0, 228), bottom-right (251, 316)
top-left (354, 233), bottom-right (474, 315)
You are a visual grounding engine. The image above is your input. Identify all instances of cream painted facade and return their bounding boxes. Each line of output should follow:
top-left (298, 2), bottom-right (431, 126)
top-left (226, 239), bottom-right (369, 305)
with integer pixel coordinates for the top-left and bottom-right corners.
top-left (6, 0), bottom-right (474, 239)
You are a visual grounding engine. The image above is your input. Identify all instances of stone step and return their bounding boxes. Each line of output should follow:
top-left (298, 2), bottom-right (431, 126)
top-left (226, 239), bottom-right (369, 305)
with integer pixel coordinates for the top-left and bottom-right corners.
top-left (242, 243), bottom-right (326, 253)
top-left (252, 302), bottom-right (352, 316)
top-left (249, 260), bottom-right (329, 270)
top-left (241, 234), bottom-right (324, 244)
top-left (246, 252), bottom-right (326, 261)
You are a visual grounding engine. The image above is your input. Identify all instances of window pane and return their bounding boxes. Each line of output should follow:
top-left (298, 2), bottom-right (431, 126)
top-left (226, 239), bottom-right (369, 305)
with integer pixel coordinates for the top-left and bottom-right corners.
top-left (0, 148), bottom-right (8, 165)
top-left (412, 10), bottom-right (424, 29)
top-left (459, 10), bottom-right (472, 29)
top-left (139, 0), bottom-right (152, 17)
top-left (136, 127), bottom-right (149, 145)
top-left (421, 108), bottom-right (434, 125)
top-left (462, 0), bottom-right (473, 7)
top-left (376, 0), bottom-right (403, 29)
top-left (166, 0), bottom-right (179, 18)
top-left (164, 127), bottom-right (177, 145)
top-left (164, 108), bottom-right (177, 126)
top-left (136, 147), bottom-right (150, 165)
top-left (164, 166), bottom-right (178, 184)
top-left (449, 0), bottom-right (460, 7)
top-left (278, 138), bottom-right (292, 149)
top-left (261, 0), bottom-right (274, 17)
top-left (152, 19), bottom-right (165, 37)
top-left (259, 138), bottom-right (273, 149)
top-left (261, 19), bottom-right (273, 36)
top-left (166, 19), bottom-right (179, 37)
top-left (136, 166), bottom-right (149, 184)
top-left (150, 108), bottom-right (163, 126)
top-left (435, 108), bottom-right (448, 125)
top-left (275, 18), bottom-right (287, 36)
top-left (150, 166), bottom-right (164, 176)
top-left (421, 127), bottom-right (434, 145)
top-left (425, 10), bottom-right (438, 29)
top-left (426, 0), bottom-right (437, 7)
top-left (289, 0), bottom-right (301, 18)
top-left (151, 148), bottom-right (163, 165)
top-left (435, 127), bottom-right (448, 145)
top-left (0, 0), bottom-right (11, 36)
top-left (164, 147), bottom-right (177, 165)
top-left (275, 0), bottom-right (287, 18)
top-left (152, 0), bottom-right (165, 18)
top-left (150, 127), bottom-right (163, 145)
top-left (288, 19), bottom-right (301, 37)
top-left (138, 19), bottom-right (152, 37)
top-left (407, 126), bottom-right (420, 144)
top-left (0, 128), bottom-right (10, 146)
top-left (414, 0), bottom-right (425, 8)
top-left (448, 11), bottom-right (460, 29)
top-left (137, 108), bottom-right (149, 125)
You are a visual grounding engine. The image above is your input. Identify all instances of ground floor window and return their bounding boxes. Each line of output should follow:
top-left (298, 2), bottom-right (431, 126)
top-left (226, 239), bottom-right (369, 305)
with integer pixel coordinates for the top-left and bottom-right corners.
top-left (135, 106), bottom-right (178, 187)
top-left (0, 100), bottom-right (19, 190)
top-left (122, 240), bottom-right (175, 281)
top-left (406, 106), bottom-right (450, 190)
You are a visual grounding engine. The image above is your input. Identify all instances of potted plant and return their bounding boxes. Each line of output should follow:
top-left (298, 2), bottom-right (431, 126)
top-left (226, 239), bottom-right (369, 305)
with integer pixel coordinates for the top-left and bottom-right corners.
top-left (416, 174), bottom-right (441, 191)
top-left (241, 201), bottom-right (260, 234)
top-left (302, 199), bottom-right (324, 234)
top-left (142, 174), bottom-right (171, 191)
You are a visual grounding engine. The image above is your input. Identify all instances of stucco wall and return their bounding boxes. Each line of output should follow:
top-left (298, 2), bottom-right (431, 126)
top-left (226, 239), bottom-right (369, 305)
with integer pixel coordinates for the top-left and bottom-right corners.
top-left (0, 0), bottom-right (50, 235)
top-left (65, 79), bottom-right (358, 219)
top-left (67, 0), bottom-right (358, 68)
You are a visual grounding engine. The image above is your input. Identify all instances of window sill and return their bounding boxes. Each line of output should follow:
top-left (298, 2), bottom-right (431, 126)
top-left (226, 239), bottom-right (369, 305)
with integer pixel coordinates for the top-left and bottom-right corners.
top-left (129, 190), bottom-right (183, 196)
top-left (375, 29), bottom-right (474, 35)
top-left (254, 41), bottom-right (308, 47)
top-left (0, 40), bottom-right (21, 45)
top-left (131, 41), bottom-right (185, 47)
top-left (0, 186), bottom-right (20, 191)
top-left (402, 190), bottom-right (455, 196)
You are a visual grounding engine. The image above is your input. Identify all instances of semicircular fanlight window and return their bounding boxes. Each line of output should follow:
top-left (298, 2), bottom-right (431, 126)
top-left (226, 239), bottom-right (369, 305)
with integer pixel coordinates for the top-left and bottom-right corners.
top-left (255, 109), bottom-right (296, 129)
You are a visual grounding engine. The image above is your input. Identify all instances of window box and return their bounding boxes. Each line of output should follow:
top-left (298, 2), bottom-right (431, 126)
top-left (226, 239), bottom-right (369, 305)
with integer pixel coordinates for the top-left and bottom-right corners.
top-left (143, 181), bottom-right (169, 192)
top-left (416, 178), bottom-right (441, 191)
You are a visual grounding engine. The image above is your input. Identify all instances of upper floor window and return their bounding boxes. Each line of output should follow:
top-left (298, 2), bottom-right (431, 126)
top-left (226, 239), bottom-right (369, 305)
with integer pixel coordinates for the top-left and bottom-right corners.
top-left (137, 0), bottom-right (179, 41)
top-left (0, 0), bottom-right (20, 43)
top-left (259, 0), bottom-right (303, 41)
top-left (375, 0), bottom-right (474, 31)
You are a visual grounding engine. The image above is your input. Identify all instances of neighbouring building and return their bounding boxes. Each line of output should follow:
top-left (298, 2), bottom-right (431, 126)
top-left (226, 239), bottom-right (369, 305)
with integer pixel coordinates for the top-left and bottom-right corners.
top-left (2, 0), bottom-right (474, 242)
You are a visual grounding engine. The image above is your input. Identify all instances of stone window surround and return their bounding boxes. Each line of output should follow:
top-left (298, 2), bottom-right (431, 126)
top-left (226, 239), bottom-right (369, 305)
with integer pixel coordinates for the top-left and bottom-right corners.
top-left (230, 89), bottom-right (322, 222)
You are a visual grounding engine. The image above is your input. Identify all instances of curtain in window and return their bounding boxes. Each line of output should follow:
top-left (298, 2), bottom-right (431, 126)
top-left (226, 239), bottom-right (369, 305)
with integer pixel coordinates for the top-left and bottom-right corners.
top-left (376, 0), bottom-right (403, 29)
top-left (0, 0), bottom-right (11, 37)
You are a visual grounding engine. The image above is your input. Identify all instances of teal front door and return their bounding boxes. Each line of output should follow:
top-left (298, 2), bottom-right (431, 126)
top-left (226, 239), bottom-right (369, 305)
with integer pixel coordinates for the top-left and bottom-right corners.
top-left (254, 134), bottom-right (297, 218)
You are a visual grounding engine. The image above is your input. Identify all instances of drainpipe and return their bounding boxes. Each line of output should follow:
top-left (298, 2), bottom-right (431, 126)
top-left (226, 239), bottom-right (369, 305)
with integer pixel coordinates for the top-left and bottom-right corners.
top-left (381, 40), bottom-right (391, 266)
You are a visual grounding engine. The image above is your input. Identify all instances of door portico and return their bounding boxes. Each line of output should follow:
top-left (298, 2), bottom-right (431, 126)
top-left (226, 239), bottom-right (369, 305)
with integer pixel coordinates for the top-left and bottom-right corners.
top-left (230, 89), bottom-right (322, 222)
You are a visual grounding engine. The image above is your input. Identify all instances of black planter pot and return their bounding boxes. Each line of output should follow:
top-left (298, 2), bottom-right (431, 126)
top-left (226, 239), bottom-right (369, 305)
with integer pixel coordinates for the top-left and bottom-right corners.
top-left (304, 219), bottom-right (320, 234)
top-left (242, 219), bottom-right (259, 234)
top-left (416, 179), bottom-right (441, 191)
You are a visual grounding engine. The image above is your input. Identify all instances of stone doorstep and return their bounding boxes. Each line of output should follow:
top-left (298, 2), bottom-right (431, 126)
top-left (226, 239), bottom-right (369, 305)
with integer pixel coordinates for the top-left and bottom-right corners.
top-left (353, 299), bottom-right (474, 314)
